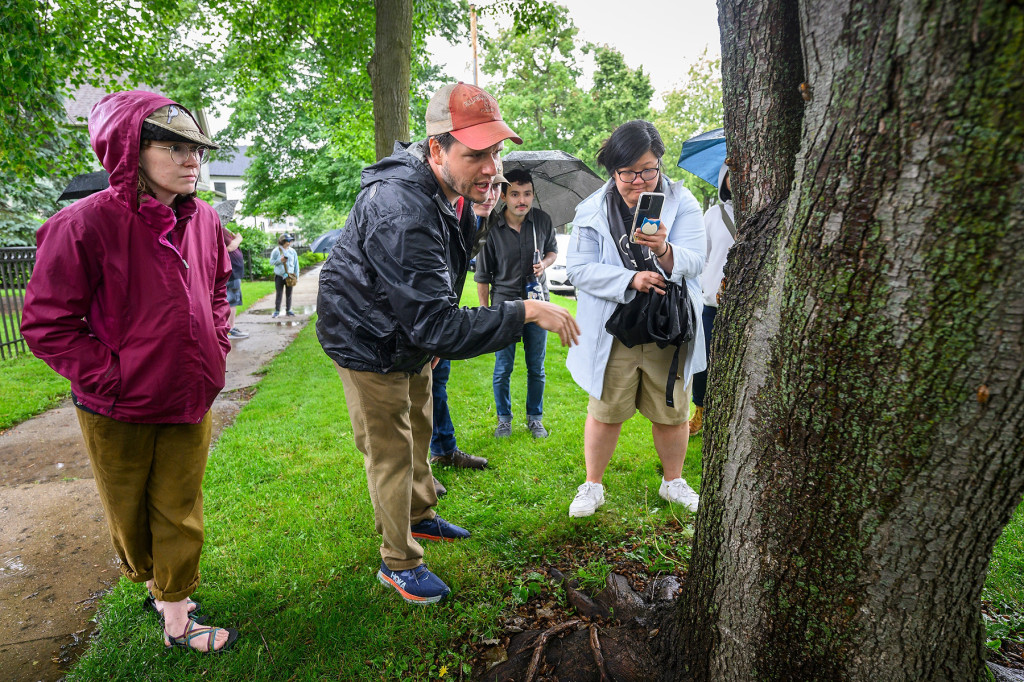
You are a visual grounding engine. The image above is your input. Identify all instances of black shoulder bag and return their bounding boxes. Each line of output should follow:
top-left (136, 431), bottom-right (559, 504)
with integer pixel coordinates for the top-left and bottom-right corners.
top-left (604, 242), bottom-right (697, 407)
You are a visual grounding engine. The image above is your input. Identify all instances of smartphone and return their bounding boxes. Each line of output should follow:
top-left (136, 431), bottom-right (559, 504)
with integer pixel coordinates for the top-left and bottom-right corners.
top-left (629, 192), bottom-right (666, 243)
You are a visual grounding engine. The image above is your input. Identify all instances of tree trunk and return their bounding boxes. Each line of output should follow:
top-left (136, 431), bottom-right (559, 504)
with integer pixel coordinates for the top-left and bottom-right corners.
top-left (669, 1), bottom-right (1024, 680)
top-left (369, 0), bottom-right (412, 161)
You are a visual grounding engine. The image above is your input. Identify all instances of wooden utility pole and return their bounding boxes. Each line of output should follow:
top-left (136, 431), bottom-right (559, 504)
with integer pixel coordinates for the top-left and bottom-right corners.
top-left (470, 4), bottom-right (478, 85)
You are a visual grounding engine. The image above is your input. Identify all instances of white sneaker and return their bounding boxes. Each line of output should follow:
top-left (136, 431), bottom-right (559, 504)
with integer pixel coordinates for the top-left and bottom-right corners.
top-left (659, 478), bottom-right (699, 512)
top-left (569, 482), bottom-right (605, 518)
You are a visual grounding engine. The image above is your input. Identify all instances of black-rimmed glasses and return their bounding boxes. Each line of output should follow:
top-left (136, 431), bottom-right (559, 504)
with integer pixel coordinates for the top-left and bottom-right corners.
top-left (615, 163), bottom-right (660, 183)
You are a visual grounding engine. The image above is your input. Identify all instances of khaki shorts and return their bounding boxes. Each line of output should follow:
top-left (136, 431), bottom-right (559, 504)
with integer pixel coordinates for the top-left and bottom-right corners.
top-left (588, 338), bottom-right (690, 425)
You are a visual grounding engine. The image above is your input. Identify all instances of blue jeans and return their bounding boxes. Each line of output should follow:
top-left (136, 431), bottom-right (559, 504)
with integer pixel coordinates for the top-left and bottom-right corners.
top-left (430, 359), bottom-right (456, 456)
top-left (493, 322), bottom-right (547, 421)
top-left (691, 305), bottom-right (717, 408)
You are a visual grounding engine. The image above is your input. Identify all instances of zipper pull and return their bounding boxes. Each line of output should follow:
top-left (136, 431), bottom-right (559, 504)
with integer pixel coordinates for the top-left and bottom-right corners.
top-left (182, 259), bottom-right (189, 269)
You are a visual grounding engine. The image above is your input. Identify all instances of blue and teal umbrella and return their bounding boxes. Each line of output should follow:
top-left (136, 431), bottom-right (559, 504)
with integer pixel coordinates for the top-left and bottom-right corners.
top-left (677, 127), bottom-right (726, 187)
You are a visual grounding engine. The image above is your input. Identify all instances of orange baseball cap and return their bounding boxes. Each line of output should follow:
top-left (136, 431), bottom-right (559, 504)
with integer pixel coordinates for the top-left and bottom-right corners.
top-left (425, 82), bottom-right (522, 150)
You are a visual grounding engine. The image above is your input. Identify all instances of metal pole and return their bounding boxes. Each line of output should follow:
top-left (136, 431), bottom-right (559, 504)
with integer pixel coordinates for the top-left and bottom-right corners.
top-left (470, 4), bottom-right (478, 85)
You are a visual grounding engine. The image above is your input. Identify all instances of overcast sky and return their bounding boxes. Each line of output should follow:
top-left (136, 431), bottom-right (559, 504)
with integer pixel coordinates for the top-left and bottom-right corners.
top-left (425, 0), bottom-right (722, 105)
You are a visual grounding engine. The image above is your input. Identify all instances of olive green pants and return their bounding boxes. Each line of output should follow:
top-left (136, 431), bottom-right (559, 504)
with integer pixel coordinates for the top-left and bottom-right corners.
top-left (76, 409), bottom-right (211, 602)
top-left (336, 364), bottom-right (438, 570)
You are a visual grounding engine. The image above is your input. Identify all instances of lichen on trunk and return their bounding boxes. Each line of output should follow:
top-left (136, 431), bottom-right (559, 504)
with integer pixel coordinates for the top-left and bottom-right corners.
top-left (670, 1), bottom-right (1024, 680)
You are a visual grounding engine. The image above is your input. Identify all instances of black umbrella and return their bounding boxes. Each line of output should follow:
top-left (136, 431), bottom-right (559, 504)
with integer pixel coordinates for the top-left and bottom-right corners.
top-left (310, 228), bottom-right (343, 254)
top-left (213, 200), bottom-right (238, 226)
top-left (500, 150), bottom-right (605, 228)
top-left (58, 170), bottom-right (110, 201)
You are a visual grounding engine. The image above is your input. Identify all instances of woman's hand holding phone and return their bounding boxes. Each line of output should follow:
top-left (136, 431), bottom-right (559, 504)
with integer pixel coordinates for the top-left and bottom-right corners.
top-left (633, 219), bottom-right (668, 256)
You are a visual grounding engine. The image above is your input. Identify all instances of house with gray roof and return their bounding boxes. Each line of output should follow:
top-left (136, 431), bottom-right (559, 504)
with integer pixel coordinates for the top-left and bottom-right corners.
top-left (208, 146), bottom-right (297, 235)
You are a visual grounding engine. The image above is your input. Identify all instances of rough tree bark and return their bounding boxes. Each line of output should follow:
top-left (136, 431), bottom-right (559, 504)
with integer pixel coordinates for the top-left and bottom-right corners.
top-left (668, 1), bottom-right (1024, 680)
top-left (368, 0), bottom-right (412, 161)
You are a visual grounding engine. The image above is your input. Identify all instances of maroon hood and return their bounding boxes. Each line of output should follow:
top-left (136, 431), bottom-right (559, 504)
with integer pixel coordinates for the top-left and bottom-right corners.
top-left (89, 90), bottom-right (210, 213)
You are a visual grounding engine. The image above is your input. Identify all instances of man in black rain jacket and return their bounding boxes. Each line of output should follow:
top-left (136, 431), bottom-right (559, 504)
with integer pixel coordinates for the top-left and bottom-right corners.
top-left (317, 83), bottom-right (578, 605)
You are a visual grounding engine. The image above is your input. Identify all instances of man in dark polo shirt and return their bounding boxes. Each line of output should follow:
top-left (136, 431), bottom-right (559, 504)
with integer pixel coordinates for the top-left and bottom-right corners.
top-left (474, 168), bottom-right (558, 439)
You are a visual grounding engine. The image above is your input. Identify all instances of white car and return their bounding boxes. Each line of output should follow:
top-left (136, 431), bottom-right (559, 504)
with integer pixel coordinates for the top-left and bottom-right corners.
top-left (547, 233), bottom-right (575, 297)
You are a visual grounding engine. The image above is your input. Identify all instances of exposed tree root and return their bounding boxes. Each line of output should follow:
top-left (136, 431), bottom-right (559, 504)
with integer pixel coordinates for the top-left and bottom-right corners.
top-left (524, 620), bottom-right (580, 682)
top-left (589, 623), bottom-right (611, 682)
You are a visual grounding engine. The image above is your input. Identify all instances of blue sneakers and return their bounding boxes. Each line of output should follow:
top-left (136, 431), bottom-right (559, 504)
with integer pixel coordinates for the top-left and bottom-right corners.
top-left (410, 516), bottom-right (471, 542)
top-left (377, 562), bottom-right (450, 604)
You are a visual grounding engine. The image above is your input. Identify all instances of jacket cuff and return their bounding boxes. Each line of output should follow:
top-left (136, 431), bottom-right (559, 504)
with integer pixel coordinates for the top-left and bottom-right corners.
top-left (511, 299), bottom-right (526, 325)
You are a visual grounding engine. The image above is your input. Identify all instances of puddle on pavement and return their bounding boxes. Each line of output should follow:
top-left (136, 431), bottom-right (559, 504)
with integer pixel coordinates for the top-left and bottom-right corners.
top-left (0, 556), bottom-right (26, 576)
top-left (57, 627), bottom-right (97, 669)
top-left (250, 304), bottom-right (316, 317)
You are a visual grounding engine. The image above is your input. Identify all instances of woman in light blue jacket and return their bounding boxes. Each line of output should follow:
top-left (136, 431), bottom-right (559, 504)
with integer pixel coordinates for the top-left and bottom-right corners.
top-left (270, 233), bottom-right (299, 317)
top-left (565, 120), bottom-right (706, 517)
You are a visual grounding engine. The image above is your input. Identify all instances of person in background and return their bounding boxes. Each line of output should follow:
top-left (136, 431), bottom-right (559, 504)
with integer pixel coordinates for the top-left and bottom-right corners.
top-left (474, 169), bottom-right (558, 439)
top-left (270, 233), bottom-right (299, 318)
top-left (690, 162), bottom-right (734, 435)
top-left (222, 225), bottom-right (248, 339)
top-left (428, 174), bottom-right (505, 486)
top-left (317, 82), bottom-right (578, 605)
top-left (21, 91), bottom-right (239, 653)
top-left (564, 119), bottom-right (706, 517)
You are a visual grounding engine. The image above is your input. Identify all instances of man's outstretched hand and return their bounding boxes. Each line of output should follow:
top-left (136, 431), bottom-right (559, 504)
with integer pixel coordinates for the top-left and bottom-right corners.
top-left (523, 300), bottom-right (581, 347)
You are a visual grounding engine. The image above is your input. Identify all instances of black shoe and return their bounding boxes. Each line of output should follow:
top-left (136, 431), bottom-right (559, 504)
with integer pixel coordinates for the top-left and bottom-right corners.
top-left (432, 475), bottom-right (447, 498)
top-left (430, 447), bottom-right (488, 470)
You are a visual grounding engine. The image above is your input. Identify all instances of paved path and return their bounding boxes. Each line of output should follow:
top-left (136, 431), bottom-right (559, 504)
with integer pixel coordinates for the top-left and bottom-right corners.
top-left (0, 267), bottom-right (321, 681)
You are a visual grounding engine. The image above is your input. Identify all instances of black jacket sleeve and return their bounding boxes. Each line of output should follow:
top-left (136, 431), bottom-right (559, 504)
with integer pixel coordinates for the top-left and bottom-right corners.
top-left (363, 200), bottom-right (525, 361)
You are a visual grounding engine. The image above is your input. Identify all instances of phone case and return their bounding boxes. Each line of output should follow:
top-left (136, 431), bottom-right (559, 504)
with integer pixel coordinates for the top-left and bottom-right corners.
top-left (630, 192), bottom-right (666, 242)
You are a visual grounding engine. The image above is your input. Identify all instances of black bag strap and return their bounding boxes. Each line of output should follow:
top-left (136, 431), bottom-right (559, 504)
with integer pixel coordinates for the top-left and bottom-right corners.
top-left (719, 203), bottom-right (736, 240)
top-left (665, 344), bottom-right (681, 408)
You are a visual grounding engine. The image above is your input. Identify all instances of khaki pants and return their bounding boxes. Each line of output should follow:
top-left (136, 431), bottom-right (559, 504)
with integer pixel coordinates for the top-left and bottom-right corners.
top-left (337, 364), bottom-right (437, 570)
top-left (76, 410), bottom-right (212, 602)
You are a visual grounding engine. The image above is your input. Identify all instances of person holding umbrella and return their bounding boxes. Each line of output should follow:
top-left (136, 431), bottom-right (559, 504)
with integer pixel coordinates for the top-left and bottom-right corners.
top-left (564, 119), bottom-right (706, 517)
top-left (21, 91), bottom-right (238, 652)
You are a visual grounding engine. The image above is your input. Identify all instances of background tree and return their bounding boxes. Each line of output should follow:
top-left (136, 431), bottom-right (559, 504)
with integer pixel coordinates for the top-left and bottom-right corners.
top-left (653, 49), bottom-right (724, 208)
top-left (0, 0), bottom-right (192, 183)
top-left (370, 0), bottom-right (413, 161)
top-left (668, 0), bottom-right (1024, 680)
top-left (480, 3), bottom-right (586, 153)
top-left (156, 0), bottom-right (464, 232)
top-left (568, 45), bottom-right (654, 168)
top-left (480, 3), bottom-right (653, 173)
top-left (0, 0), bottom-right (203, 246)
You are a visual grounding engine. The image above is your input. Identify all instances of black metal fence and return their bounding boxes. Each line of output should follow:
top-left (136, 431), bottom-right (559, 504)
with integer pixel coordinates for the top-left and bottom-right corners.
top-left (0, 247), bottom-right (36, 360)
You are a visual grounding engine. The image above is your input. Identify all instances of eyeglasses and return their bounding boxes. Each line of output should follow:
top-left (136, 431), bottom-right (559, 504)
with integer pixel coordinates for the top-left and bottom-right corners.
top-left (147, 143), bottom-right (210, 165)
top-left (615, 163), bottom-right (660, 183)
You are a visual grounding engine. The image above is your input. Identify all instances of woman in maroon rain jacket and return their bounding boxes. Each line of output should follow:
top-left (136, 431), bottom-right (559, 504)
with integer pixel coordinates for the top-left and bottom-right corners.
top-left (22, 90), bottom-right (239, 653)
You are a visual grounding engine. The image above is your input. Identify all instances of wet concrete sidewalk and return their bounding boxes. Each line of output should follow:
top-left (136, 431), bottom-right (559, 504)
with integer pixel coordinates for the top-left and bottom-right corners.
top-left (0, 266), bottom-right (322, 681)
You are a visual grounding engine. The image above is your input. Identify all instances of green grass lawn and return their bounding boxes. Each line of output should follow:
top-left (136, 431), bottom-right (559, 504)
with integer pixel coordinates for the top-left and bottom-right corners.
top-left (0, 352), bottom-right (70, 430)
top-left (65, 292), bottom-right (703, 680)
top-left (5, 286), bottom-right (1018, 679)
top-left (238, 279), bottom-right (276, 310)
top-left (0, 280), bottom-right (275, 432)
